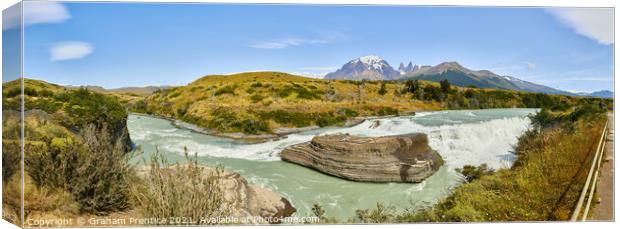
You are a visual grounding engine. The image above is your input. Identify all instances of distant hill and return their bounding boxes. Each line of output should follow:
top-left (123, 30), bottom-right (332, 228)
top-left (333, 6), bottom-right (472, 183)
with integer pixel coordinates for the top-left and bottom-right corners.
top-left (576, 90), bottom-right (613, 98)
top-left (324, 55), bottom-right (573, 95)
top-left (402, 61), bottom-right (572, 95)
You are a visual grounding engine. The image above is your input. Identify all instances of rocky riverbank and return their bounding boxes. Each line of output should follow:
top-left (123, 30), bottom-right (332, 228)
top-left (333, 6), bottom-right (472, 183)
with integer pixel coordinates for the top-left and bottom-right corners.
top-left (280, 133), bottom-right (443, 183)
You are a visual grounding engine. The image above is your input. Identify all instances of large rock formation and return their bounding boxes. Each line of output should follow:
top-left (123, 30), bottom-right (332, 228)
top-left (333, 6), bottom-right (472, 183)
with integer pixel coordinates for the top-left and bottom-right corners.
top-left (281, 133), bottom-right (443, 183)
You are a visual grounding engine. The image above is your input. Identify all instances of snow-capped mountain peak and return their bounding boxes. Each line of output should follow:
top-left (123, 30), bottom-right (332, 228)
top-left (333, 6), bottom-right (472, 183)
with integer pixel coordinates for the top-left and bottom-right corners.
top-left (324, 55), bottom-right (400, 80)
top-left (351, 55), bottom-right (388, 71)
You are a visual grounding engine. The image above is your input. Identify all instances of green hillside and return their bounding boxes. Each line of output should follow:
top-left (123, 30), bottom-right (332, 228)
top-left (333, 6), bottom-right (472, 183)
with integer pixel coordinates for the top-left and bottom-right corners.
top-left (132, 71), bottom-right (611, 136)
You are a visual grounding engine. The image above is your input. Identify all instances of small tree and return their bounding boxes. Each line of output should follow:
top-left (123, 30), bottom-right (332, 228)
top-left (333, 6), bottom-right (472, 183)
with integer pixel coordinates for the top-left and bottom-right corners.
top-left (440, 79), bottom-right (451, 94)
top-left (378, 82), bottom-right (388, 95)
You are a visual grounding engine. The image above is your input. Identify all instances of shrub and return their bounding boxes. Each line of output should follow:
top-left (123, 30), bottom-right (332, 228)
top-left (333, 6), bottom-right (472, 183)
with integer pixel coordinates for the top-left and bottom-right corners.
top-left (207, 108), bottom-right (270, 134)
top-left (355, 203), bottom-right (398, 223)
top-left (4, 87), bottom-right (21, 98)
top-left (257, 110), bottom-right (347, 128)
top-left (3, 174), bottom-right (78, 223)
top-left (276, 85), bottom-right (323, 100)
top-left (378, 82), bottom-right (387, 95)
top-left (250, 94), bottom-right (264, 103)
top-left (376, 107), bottom-right (399, 116)
top-left (2, 140), bottom-right (21, 182)
top-left (132, 150), bottom-right (232, 225)
top-left (69, 125), bottom-right (136, 215)
top-left (55, 88), bottom-right (127, 131)
top-left (310, 204), bottom-right (337, 224)
top-left (24, 124), bottom-right (136, 215)
top-left (337, 108), bottom-right (359, 118)
top-left (455, 164), bottom-right (494, 182)
top-left (257, 110), bottom-right (311, 127)
top-left (214, 85), bottom-right (237, 96)
top-left (250, 82), bottom-right (263, 88)
top-left (313, 112), bottom-right (346, 127)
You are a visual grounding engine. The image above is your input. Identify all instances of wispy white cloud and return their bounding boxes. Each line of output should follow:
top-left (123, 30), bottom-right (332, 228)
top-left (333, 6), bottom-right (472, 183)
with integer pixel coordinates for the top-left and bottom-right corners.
top-left (299, 66), bottom-right (338, 71)
top-left (547, 8), bottom-right (614, 45)
top-left (249, 29), bottom-right (348, 49)
top-left (3, 1), bottom-right (71, 30)
top-left (290, 71), bottom-right (329, 79)
top-left (490, 61), bottom-right (537, 72)
top-left (249, 37), bottom-right (329, 49)
top-left (524, 62), bottom-right (536, 70)
top-left (50, 41), bottom-right (94, 61)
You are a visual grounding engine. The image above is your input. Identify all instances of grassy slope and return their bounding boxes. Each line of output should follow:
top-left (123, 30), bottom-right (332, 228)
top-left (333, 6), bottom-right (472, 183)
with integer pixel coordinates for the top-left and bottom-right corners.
top-left (136, 72), bottom-right (441, 134)
top-left (134, 71), bottom-right (610, 135)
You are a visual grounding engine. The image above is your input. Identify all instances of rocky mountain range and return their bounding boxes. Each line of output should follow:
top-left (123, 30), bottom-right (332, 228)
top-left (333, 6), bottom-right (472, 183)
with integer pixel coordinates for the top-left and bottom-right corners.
top-left (324, 55), bottom-right (401, 80)
top-left (324, 55), bottom-right (574, 95)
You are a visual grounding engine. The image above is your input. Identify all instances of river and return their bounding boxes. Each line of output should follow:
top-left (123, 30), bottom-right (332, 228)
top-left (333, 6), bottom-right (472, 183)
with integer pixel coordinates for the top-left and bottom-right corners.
top-left (127, 108), bottom-right (536, 220)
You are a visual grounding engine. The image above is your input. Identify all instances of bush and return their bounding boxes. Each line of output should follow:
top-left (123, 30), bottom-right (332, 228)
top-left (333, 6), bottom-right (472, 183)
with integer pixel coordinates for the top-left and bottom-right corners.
top-left (276, 85), bottom-right (323, 100)
top-left (355, 203), bottom-right (398, 223)
top-left (207, 108), bottom-right (270, 134)
top-left (24, 124), bottom-right (136, 215)
top-left (378, 82), bottom-right (388, 95)
top-left (2, 140), bottom-right (21, 182)
top-left (250, 94), bottom-right (264, 103)
top-left (455, 164), bottom-right (494, 182)
top-left (376, 107), bottom-right (399, 116)
top-left (132, 150), bottom-right (232, 225)
top-left (69, 125), bottom-right (136, 214)
top-left (3, 174), bottom-right (78, 223)
top-left (214, 85), bottom-right (237, 96)
top-left (55, 88), bottom-right (127, 131)
top-left (337, 108), bottom-right (359, 118)
top-left (257, 110), bottom-right (347, 128)
top-left (257, 110), bottom-right (312, 127)
top-left (313, 112), bottom-right (346, 127)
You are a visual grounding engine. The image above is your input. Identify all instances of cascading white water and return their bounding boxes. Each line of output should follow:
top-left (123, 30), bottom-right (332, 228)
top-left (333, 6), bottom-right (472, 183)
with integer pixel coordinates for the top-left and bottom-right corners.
top-left (127, 108), bottom-right (536, 219)
top-left (132, 110), bottom-right (532, 169)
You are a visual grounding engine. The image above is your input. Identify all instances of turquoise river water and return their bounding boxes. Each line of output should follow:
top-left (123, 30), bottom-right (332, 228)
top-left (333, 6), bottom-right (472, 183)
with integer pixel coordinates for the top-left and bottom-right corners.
top-left (127, 108), bottom-right (536, 220)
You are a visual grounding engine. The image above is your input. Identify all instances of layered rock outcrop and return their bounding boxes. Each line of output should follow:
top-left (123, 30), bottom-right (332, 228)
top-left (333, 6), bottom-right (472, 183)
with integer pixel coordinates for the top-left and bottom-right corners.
top-left (281, 133), bottom-right (443, 183)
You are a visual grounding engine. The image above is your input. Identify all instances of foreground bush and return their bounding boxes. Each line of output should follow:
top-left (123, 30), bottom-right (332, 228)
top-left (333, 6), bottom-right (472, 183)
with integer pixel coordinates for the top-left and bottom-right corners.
top-left (2, 140), bottom-right (21, 182)
top-left (132, 150), bottom-right (232, 225)
top-left (24, 124), bottom-right (136, 215)
top-left (2, 174), bottom-right (78, 224)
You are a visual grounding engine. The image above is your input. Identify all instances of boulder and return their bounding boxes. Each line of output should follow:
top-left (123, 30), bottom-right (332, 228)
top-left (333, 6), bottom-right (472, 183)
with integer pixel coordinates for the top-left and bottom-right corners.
top-left (280, 133), bottom-right (443, 183)
top-left (216, 168), bottom-right (296, 224)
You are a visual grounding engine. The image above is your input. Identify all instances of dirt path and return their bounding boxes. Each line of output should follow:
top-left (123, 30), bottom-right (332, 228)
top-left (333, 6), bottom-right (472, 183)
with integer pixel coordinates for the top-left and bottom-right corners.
top-left (590, 112), bottom-right (614, 221)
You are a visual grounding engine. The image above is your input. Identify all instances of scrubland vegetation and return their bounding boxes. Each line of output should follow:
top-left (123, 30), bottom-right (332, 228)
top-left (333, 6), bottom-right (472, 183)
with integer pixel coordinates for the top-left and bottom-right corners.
top-left (1, 74), bottom-right (613, 225)
top-left (2, 79), bottom-right (232, 225)
top-left (128, 72), bottom-right (611, 135)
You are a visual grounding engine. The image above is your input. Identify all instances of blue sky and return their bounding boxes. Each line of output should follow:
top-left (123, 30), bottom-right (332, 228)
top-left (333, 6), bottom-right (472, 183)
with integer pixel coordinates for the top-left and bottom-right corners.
top-left (3, 2), bottom-right (614, 92)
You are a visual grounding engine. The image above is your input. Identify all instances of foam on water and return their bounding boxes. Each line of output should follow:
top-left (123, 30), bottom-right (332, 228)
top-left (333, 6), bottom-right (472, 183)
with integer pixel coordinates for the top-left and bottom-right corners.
top-left (127, 109), bottom-right (536, 219)
top-left (129, 109), bottom-right (533, 169)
